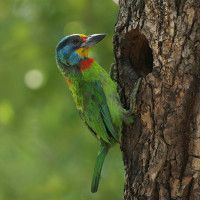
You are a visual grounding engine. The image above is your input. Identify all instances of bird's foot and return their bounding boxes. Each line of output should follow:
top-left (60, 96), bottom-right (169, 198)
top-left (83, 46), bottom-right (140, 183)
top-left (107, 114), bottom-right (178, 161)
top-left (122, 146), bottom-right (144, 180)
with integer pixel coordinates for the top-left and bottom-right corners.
top-left (109, 63), bottom-right (118, 81)
top-left (122, 77), bottom-right (142, 125)
top-left (129, 77), bottom-right (142, 114)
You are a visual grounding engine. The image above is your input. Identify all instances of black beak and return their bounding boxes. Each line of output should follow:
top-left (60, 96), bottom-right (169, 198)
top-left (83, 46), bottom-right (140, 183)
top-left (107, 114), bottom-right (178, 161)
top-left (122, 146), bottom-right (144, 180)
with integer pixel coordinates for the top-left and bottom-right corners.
top-left (81, 34), bottom-right (107, 49)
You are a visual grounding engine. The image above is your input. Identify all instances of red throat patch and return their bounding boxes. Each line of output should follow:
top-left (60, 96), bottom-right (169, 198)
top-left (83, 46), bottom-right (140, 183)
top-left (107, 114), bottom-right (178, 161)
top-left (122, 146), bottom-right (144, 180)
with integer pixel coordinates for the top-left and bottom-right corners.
top-left (80, 58), bottom-right (94, 72)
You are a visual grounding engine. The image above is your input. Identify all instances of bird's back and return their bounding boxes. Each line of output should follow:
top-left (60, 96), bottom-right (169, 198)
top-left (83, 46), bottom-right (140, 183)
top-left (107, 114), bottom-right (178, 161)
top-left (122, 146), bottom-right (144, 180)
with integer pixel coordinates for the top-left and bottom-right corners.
top-left (81, 61), bottom-right (124, 128)
top-left (67, 60), bottom-right (123, 143)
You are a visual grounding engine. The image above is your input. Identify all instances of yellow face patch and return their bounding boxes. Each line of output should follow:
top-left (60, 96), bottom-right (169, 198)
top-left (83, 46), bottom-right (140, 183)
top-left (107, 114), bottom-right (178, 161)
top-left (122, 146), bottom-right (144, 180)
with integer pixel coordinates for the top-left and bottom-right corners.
top-left (80, 34), bottom-right (87, 38)
top-left (75, 34), bottom-right (89, 58)
top-left (75, 47), bottom-right (89, 58)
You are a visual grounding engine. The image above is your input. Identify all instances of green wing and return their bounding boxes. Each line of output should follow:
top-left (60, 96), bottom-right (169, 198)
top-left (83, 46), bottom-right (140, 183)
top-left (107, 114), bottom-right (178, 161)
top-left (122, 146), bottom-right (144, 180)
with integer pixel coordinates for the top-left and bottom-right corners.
top-left (80, 80), bottom-right (120, 144)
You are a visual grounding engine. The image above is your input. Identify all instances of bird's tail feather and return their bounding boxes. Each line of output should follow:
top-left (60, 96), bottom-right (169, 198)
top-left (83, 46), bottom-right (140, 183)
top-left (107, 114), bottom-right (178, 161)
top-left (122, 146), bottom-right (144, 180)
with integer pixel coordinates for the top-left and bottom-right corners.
top-left (91, 142), bottom-right (110, 193)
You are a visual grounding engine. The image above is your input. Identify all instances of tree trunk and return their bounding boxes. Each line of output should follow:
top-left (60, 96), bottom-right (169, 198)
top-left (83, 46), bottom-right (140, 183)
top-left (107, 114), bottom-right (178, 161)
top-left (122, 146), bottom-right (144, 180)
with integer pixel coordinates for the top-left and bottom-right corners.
top-left (112, 0), bottom-right (200, 199)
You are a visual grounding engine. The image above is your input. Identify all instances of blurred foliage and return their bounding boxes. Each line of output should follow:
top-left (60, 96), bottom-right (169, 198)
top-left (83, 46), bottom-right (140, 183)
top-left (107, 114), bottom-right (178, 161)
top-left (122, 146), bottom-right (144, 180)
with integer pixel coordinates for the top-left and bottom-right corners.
top-left (0, 0), bottom-right (124, 200)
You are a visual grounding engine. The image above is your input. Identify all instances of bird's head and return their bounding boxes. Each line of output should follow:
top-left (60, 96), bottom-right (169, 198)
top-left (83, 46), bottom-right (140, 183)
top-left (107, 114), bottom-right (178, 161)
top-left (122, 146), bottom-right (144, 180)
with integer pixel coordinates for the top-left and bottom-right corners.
top-left (56, 34), bottom-right (106, 71)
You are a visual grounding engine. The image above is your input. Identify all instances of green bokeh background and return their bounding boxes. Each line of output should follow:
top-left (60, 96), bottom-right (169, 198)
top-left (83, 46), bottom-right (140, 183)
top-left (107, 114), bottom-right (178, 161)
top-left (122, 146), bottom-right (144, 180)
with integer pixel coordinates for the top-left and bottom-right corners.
top-left (0, 0), bottom-right (125, 200)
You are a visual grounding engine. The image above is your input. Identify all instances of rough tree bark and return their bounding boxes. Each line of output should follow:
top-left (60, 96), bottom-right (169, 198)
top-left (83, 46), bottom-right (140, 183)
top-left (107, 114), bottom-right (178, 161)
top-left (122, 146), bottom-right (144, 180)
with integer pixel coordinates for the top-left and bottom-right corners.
top-left (112, 0), bottom-right (200, 199)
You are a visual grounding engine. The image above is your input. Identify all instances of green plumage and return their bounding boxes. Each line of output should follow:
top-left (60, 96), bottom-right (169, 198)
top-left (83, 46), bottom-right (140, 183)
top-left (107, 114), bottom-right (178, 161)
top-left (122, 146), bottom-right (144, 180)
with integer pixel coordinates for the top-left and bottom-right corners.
top-left (56, 34), bottom-right (136, 193)
top-left (66, 61), bottom-right (125, 192)
top-left (69, 61), bottom-right (124, 143)
top-left (91, 142), bottom-right (110, 193)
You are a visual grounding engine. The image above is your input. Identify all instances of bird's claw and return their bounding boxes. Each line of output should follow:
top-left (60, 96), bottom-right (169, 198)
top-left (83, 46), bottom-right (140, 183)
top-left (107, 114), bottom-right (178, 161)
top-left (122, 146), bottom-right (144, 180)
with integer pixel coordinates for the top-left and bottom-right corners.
top-left (109, 63), bottom-right (118, 81)
top-left (129, 78), bottom-right (142, 114)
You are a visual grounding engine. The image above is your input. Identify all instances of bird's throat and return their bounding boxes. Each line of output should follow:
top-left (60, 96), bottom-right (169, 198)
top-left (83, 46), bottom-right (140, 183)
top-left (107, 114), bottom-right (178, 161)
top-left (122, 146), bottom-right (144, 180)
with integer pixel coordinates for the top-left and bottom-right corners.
top-left (75, 47), bottom-right (89, 58)
top-left (80, 58), bottom-right (94, 72)
top-left (63, 57), bottom-right (94, 88)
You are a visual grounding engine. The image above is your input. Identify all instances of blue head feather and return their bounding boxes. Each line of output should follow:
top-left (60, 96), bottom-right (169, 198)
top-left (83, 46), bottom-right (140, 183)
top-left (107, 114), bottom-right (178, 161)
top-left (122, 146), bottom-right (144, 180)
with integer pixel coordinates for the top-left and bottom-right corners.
top-left (56, 35), bottom-right (85, 67)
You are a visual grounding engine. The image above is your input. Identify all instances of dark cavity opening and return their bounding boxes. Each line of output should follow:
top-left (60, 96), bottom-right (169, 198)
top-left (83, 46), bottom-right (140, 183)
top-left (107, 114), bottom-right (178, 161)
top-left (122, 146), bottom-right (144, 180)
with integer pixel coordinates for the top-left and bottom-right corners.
top-left (121, 29), bottom-right (153, 77)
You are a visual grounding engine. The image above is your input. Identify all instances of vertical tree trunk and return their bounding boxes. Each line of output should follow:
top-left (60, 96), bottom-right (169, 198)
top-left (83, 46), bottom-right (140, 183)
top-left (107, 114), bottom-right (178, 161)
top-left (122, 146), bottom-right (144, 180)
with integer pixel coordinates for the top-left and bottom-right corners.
top-left (112, 0), bottom-right (200, 199)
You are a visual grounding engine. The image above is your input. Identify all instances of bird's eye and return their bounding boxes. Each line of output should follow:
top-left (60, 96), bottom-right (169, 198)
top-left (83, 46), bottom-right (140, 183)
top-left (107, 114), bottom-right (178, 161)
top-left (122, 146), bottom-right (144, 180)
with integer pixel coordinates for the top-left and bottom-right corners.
top-left (71, 39), bottom-right (80, 45)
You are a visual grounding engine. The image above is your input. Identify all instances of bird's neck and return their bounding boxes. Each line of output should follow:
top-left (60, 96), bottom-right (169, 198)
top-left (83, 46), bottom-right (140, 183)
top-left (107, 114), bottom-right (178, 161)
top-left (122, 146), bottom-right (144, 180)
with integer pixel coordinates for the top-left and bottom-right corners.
top-left (80, 58), bottom-right (94, 72)
top-left (57, 57), bottom-right (95, 87)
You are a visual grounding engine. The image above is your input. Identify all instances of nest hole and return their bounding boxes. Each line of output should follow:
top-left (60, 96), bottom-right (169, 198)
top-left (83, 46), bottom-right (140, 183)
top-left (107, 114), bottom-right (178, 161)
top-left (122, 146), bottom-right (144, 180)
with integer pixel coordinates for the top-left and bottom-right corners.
top-left (121, 29), bottom-right (153, 77)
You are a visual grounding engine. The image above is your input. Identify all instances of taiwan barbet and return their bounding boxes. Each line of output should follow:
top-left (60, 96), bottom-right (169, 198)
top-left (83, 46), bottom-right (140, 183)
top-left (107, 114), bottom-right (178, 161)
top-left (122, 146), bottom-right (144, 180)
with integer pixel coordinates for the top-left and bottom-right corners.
top-left (56, 34), bottom-right (141, 193)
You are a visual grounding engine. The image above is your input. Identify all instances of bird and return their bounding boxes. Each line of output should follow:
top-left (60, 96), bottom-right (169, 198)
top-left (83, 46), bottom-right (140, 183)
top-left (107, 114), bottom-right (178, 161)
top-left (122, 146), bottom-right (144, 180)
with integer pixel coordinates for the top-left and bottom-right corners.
top-left (55, 33), bottom-right (141, 193)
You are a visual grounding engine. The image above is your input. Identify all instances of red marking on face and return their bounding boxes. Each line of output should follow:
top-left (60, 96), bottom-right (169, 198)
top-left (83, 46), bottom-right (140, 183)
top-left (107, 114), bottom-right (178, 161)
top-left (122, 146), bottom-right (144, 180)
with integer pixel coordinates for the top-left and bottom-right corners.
top-left (64, 77), bottom-right (72, 87)
top-left (81, 36), bottom-right (86, 42)
top-left (80, 58), bottom-right (94, 72)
